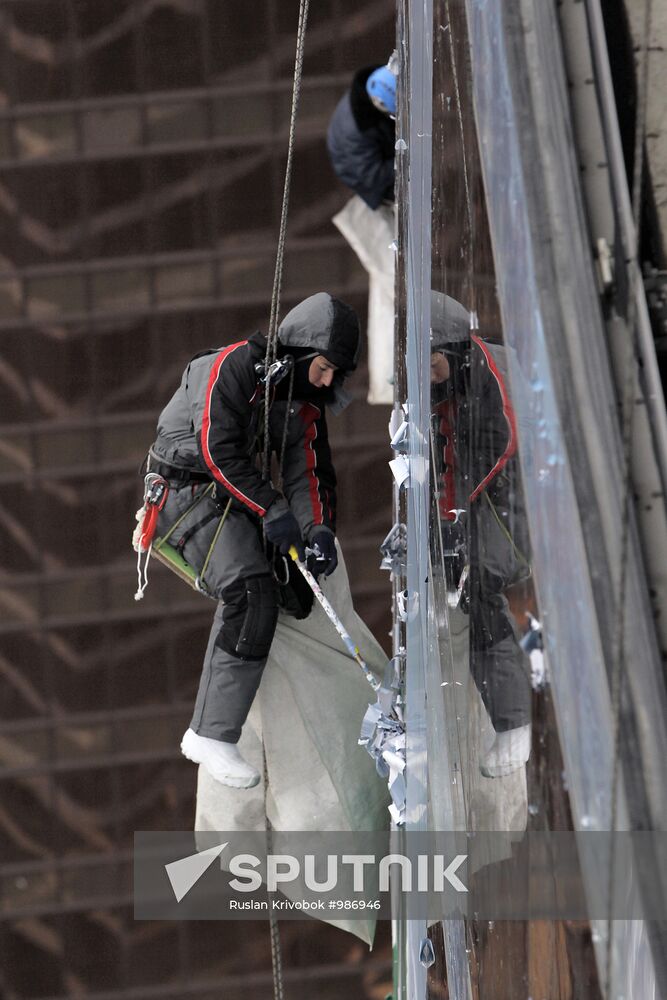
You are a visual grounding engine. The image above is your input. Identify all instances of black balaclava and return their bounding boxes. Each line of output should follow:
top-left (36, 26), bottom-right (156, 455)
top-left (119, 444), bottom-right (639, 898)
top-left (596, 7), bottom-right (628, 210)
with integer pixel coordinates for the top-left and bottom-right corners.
top-left (275, 343), bottom-right (338, 405)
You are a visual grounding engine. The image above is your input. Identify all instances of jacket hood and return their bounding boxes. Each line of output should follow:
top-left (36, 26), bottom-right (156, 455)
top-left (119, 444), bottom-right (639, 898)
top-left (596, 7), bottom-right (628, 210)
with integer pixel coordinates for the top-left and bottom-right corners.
top-left (430, 291), bottom-right (472, 351)
top-left (278, 292), bottom-right (361, 372)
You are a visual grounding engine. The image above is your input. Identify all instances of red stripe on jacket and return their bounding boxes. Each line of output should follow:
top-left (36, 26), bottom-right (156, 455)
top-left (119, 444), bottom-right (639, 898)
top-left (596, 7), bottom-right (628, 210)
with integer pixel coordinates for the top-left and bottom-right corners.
top-left (300, 403), bottom-right (324, 525)
top-left (469, 335), bottom-right (518, 503)
top-left (200, 340), bottom-right (268, 517)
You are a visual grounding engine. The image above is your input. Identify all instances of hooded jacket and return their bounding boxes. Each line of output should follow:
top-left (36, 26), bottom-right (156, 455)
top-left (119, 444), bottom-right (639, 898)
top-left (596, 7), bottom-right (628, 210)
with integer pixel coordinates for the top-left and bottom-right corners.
top-left (151, 294), bottom-right (359, 539)
top-left (430, 292), bottom-right (519, 521)
top-left (327, 66), bottom-right (396, 210)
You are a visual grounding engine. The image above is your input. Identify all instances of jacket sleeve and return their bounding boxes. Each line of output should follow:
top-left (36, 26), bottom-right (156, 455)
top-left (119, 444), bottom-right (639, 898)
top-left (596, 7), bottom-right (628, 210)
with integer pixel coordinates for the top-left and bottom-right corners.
top-left (278, 402), bottom-right (337, 538)
top-left (199, 343), bottom-right (280, 517)
top-left (327, 104), bottom-right (394, 210)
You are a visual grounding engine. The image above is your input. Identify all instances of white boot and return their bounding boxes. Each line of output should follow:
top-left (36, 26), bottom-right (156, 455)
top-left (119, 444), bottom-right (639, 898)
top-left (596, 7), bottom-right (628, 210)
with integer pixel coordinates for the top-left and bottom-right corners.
top-left (480, 723), bottom-right (531, 778)
top-left (181, 729), bottom-right (260, 789)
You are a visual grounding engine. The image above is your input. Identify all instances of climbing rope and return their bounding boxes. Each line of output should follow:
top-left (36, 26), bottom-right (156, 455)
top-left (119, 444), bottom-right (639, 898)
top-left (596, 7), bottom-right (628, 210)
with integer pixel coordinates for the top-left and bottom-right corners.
top-left (263, 743), bottom-right (286, 1000)
top-left (259, 3), bottom-right (310, 997)
top-left (269, 911), bottom-right (286, 1000)
top-left (605, 0), bottom-right (653, 993)
top-left (262, 0), bottom-right (311, 483)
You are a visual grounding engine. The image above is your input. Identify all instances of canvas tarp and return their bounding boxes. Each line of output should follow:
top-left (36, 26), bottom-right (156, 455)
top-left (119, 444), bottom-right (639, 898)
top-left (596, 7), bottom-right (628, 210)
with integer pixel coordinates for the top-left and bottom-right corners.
top-left (332, 196), bottom-right (395, 405)
top-left (194, 546), bottom-right (390, 945)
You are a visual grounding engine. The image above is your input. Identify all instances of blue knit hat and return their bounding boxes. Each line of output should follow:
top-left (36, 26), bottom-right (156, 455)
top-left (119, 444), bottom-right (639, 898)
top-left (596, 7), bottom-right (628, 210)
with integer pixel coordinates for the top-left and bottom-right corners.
top-left (366, 65), bottom-right (397, 117)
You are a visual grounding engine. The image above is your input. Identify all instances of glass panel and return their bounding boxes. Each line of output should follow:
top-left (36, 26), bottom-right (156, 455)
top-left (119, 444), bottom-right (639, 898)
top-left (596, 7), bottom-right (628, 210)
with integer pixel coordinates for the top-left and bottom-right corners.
top-left (10, 1), bottom-right (73, 103)
top-left (206, 1), bottom-right (270, 74)
top-left (121, 715), bottom-right (174, 753)
top-left (59, 856), bottom-right (130, 904)
top-left (0, 866), bottom-right (58, 913)
top-left (82, 106), bottom-right (142, 153)
top-left (99, 419), bottom-right (154, 461)
top-left (212, 92), bottom-right (287, 138)
top-left (0, 727), bottom-right (51, 763)
top-left (15, 113), bottom-right (77, 159)
top-left (55, 723), bottom-right (112, 759)
top-left (42, 576), bottom-right (105, 619)
top-left (26, 274), bottom-right (87, 319)
top-left (147, 101), bottom-right (207, 145)
top-left (403, 0), bottom-right (614, 996)
top-left (91, 267), bottom-right (150, 312)
top-left (219, 254), bottom-right (272, 297)
top-left (298, 83), bottom-right (344, 122)
top-left (36, 429), bottom-right (95, 468)
top-left (0, 120), bottom-right (13, 159)
top-left (0, 431), bottom-right (31, 475)
top-left (155, 260), bottom-right (213, 304)
top-left (0, 278), bottom-right (22, 321)
top-left (282, 245), bottom-right (346, 291)
top-left (78, 1), bottom-right (140, 98)
top-left (142, 5), bottom-right (206, 90)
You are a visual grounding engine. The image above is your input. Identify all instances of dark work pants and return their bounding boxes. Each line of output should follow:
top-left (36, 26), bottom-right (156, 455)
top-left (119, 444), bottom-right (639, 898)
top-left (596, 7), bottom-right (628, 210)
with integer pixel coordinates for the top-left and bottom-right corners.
top-left (157, 484), bottom-right (278, 743)
top-left (468, 498), bottom-right (532, 733)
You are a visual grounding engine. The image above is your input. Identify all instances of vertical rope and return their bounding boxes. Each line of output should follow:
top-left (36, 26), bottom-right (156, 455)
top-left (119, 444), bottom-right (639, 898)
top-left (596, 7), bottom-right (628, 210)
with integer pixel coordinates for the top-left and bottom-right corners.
top-left (263, 743), bottom-right (285, 1000)
top-left (269, 914), bottom-right (285, 1000)
top-left (260, 7), bottom-right (310, 997)
top-left (262, 0), bottom-right (311, 482)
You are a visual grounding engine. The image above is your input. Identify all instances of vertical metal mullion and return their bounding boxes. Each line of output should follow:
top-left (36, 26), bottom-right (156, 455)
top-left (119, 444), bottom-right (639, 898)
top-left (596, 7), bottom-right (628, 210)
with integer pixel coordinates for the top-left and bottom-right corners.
top-left (394, 2), bottom-right (408, 996)
top-left (427, 7), bottom-right (475, 997)
top-left (403, 0), bottom-right (433, 996)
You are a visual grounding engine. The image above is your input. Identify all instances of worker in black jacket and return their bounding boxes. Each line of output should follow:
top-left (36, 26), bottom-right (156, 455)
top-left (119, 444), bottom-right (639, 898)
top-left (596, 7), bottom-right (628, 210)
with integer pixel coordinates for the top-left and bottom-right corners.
top-left (327, 63), bottom-right (396, 209)
top-left (430, 292), bottom-right (533, 778)
top-left (144, 293), bottom-right (360, 788)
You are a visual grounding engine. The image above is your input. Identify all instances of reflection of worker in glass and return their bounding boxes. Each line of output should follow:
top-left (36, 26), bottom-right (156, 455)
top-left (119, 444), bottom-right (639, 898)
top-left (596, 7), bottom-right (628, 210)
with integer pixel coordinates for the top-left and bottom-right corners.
top-left (430, 292), bottom-right (532, 777)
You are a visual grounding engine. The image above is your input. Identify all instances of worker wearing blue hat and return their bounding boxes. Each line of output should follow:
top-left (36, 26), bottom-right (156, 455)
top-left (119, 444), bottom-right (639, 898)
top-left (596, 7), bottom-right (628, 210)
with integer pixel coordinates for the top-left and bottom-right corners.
top-left (327, 60), bottom-right (397, 210)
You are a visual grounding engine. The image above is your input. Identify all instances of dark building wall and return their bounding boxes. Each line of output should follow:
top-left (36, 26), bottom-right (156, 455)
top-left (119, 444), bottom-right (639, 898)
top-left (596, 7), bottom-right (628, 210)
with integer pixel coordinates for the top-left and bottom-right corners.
top-left (0, 2), bottom-right (395, 995)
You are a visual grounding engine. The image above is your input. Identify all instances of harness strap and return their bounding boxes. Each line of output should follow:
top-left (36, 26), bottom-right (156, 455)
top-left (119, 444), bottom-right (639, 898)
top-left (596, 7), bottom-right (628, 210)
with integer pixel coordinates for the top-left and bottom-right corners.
top-left (158, 483), bottom-right (215, 545)
top-left (148, 450), bottom-right (211, 485)
top-left (175, 509), bottom-right (220, 553)
top-left (198, 498), bottom-right (232, 588)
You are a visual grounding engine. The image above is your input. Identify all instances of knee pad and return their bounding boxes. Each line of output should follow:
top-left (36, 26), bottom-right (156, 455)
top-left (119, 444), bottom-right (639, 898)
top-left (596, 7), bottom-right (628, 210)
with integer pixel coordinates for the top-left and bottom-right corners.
top-left (470, 594), bottom-right (517, 652)
top-left (217, 574), bottom-right (279, 661)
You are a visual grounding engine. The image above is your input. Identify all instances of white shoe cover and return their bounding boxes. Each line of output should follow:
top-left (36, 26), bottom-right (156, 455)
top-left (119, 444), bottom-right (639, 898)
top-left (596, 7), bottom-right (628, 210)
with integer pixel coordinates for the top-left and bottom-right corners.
top-left (480, 723), bottom-right (531, 778)
top-left (181, 729), bottom-right (260, 789)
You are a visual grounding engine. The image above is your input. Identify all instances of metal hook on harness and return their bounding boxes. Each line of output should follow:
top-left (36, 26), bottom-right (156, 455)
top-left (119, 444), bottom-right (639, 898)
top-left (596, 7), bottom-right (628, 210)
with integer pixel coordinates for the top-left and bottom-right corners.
top-left (132, 473), bottom-right (169, 601)
top-left (255, 354), bottom-right (295, 388)
top-left (273, 554), bottom-right (291, 587)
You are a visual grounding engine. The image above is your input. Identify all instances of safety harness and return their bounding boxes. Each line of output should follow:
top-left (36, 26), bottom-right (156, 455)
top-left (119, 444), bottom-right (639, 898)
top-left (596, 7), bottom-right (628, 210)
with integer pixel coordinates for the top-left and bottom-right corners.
top-left (133, 475), bottom-right (235, 600)
top-left (133, 349), bottom-right (301, 601)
